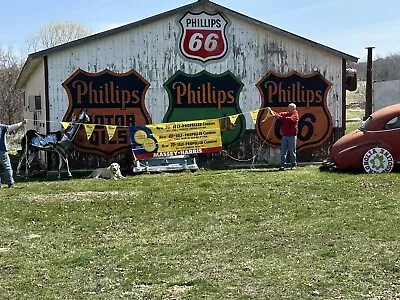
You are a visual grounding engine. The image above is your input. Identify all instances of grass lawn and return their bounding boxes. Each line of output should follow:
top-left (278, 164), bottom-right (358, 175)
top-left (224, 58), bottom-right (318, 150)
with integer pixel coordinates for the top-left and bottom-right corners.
top-left (346, 109), bottom-right (364, 134)
top-left (1, 167), bottom-right (400, 299)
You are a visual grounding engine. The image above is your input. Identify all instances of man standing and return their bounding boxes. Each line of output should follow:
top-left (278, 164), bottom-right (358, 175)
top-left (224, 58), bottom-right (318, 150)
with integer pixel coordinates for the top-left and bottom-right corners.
top-left (0, 119), bottom-right (26, 188)
top-left (276, 103), bottom-right (299, 170)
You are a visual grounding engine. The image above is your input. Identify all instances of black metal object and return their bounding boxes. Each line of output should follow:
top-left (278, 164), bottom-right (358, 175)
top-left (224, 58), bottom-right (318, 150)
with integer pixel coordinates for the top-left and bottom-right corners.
top-left (365, 47), bottom-right (374, 120)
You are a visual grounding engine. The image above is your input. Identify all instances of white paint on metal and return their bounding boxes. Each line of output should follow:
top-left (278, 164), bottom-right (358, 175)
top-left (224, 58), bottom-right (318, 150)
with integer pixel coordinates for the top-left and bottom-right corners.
top-left (373, 80), bottom-right (400, 112)
top-left (24, 62), bottom-right (46, 133)
top-left (42, 10), bottom-right (344, 132)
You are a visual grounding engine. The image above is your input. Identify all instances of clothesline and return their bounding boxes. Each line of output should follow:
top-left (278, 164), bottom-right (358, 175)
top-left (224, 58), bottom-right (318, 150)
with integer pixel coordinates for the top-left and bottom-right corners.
top-left (23, 106), bottom-right (277, 128)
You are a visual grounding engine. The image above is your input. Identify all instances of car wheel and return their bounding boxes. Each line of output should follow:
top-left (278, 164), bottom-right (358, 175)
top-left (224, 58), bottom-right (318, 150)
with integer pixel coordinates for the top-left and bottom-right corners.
top-left (362, 147), bottom-right (394, 173)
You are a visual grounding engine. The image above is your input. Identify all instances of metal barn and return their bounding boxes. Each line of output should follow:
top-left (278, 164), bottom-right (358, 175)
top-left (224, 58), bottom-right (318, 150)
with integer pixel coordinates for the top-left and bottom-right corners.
top-left (16, 0), bottom-right (358, 171)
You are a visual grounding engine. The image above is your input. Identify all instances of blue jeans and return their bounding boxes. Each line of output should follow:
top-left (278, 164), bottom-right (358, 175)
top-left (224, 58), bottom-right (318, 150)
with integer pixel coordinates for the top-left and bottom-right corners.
top-left (0, 151), bottom-right (14, 187)
top-left (280, 136), bottom-right (297, 168)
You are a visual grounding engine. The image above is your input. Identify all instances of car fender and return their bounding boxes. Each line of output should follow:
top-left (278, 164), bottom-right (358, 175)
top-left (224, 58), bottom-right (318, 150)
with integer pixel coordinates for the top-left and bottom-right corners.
top-left (355, 141), bottom-right (394, 156)
top-left (334, 141), bottom-right (393, 170)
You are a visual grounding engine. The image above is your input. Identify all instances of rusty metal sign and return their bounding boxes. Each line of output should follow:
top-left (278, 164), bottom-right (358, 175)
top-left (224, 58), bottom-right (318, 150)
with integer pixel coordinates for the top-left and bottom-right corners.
top-left (255, 71), bottom-right (333, 151)
top-left (178, 11), bottom-right (229, 63)
top-left (62, 68), bottom-right (151, 157)
top-left (163, 70), bottom-right (245, 147)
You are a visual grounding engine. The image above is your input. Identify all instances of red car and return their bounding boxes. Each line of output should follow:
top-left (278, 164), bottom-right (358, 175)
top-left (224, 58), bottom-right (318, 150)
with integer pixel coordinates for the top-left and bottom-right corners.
top-left (329, 104), bottom-right (400, 173)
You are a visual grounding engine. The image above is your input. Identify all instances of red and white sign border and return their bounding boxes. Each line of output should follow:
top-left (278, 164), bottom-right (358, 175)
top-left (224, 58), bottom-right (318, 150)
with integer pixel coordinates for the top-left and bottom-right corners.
top-left (178, 10), bottom-right (229, 64)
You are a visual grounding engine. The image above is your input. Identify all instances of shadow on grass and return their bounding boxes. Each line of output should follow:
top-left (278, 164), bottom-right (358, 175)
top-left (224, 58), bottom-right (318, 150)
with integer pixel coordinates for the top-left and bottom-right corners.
top-left (318, 163), bottom-right (400, 174)
top-left (12, 169), bottom-right (89, 185)
top-left (199, 162), bottom-right (281, 173)
top-left (13, 170), bottom-right (93, 184)
top-left (7, 152), bottom-right (94, 184)
top-left (247, 167), bottom-right (282, 173)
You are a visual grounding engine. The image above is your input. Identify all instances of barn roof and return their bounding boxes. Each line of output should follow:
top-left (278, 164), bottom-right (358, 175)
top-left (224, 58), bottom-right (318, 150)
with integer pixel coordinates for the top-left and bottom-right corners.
top-left (16, 0), bottom-right (359, 88)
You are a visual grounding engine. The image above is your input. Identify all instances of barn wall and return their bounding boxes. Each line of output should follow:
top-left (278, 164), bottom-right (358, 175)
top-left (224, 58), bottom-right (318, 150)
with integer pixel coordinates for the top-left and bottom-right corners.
top-left (40, 4), bottom-right (344, 168)
top-left (23, 62), bottom-right (46, 134)
top-left (46, 9), bottom-right (343, 131)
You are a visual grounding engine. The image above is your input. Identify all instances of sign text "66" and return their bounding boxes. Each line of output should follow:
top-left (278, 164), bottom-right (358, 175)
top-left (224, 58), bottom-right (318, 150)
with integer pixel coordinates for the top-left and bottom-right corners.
top-left (189, 32), bottom-right (219, 52)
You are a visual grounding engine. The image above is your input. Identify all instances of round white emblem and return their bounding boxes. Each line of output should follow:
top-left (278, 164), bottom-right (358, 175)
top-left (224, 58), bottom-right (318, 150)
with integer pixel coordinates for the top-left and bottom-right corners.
top-left (362, 147), bottom-right (394, 173)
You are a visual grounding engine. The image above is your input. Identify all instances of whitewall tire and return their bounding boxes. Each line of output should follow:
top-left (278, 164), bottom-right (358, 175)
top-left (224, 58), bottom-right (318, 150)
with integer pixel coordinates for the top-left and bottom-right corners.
top-left (362, 147), bottom-right (394, 173)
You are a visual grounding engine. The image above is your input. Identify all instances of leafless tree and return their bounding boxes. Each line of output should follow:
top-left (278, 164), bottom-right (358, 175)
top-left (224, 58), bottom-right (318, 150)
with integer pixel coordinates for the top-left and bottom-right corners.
top-left (350, 52), bottom-right (400, 82)
top-left (26, 21), bottom-right (92, 53)
top-left (372, 54), bottom-right (400, 81)
top-left (0, 48), bottom-right (23, 124)
top-left (0, 22), bottom-right (91, 123)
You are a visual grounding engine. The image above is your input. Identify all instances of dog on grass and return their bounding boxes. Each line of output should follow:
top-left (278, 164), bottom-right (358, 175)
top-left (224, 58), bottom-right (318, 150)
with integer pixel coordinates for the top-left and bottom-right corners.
top-left (88, 162), bottom-right (125, 180)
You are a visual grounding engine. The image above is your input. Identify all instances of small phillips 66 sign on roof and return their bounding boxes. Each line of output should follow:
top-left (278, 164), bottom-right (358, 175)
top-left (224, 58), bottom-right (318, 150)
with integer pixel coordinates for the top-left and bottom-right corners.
top-left (178, 11), bottom-right (229, 63)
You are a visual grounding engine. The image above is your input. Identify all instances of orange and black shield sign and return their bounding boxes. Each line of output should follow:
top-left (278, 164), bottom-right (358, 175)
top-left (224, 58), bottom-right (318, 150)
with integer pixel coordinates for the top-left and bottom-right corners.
top-left (62, 68), bottom-right (151, 157)
top-left (255, 71), bottom-right (332, 151)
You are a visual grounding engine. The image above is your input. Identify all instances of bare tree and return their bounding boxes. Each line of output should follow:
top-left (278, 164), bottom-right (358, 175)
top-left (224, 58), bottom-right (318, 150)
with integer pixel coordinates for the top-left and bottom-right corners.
top-left (26, 21), bottom-right (92, 53)
top-left (373, 54), bottom-right (400, 81)
top-left (0, 48), bottom-right (23, 124)
top-left (351, 52), bottom-right (400, 82)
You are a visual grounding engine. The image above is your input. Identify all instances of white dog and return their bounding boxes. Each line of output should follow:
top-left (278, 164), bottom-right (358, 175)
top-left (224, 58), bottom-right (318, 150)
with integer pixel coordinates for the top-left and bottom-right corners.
top-left (88, 162), bottom-right (125, 180)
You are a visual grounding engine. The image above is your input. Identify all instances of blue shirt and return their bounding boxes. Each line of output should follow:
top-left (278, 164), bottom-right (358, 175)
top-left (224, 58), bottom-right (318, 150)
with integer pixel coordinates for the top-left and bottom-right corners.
top-left (0, 124), bottom-right (9, 152)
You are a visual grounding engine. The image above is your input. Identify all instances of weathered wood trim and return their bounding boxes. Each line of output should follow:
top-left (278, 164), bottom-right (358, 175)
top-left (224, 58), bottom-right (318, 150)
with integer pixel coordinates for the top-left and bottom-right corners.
top-left (44, 55), bottom-right (52, 171)
top-left (44, 56), bottom-right (50, 134)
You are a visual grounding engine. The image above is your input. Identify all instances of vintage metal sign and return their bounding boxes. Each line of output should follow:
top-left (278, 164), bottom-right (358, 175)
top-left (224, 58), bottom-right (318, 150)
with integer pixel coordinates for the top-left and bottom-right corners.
top-left (163, 70), bottom-right (245, 147)
top-left (255, 71), bottom-right (333, 151)
top-left (130, 119), bottom-right (222, 159)
top-left (62, 68), bottom-right (151, 157)
top-left (178, 11), bottom-right (229, 63)
top-left (362, 147), bottom-right (394, 173)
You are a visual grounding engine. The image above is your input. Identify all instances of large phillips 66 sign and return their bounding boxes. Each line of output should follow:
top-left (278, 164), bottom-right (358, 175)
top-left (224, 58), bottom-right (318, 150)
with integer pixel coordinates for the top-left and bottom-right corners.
top-left (255, 71), bottom-right (333, 151)
top-left (178, 11), bottom-right (229, 63)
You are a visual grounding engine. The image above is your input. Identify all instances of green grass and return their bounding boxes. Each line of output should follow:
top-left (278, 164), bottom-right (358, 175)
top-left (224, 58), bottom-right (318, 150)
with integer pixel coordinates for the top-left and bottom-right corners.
top-left (346, 84), bottom-right (365, 134)
top-left (346, 109), bottom-right (364, 134)
top-left (1, 167), bottom-right (400, 299)
top-left (346, 109), bottom-right (364, 120)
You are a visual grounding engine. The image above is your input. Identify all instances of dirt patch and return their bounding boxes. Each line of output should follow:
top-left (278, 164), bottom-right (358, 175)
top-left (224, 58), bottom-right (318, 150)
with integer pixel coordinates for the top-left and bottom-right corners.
top-left (346, 102), bottom-right (365, 109)
top-left (0, 265), bottom-right (16, 276)
top-left (25, 190), bottom-right (140, 202)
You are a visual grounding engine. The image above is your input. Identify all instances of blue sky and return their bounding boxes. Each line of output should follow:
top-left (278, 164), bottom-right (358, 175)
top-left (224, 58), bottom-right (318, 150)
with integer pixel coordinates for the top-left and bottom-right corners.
top-left (1, 0), bottom-right (399, 62)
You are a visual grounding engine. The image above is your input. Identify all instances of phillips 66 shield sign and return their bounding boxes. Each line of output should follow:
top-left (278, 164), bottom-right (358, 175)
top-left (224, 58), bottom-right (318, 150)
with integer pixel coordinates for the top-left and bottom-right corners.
top-left (163, 70), bottom-right (245, 147)
top-left (178, 11), bottom-right (229, 63)
top-left (62, 68), bottom-right (151, 157)
top-left (255, 71), bottom-right (333, 151)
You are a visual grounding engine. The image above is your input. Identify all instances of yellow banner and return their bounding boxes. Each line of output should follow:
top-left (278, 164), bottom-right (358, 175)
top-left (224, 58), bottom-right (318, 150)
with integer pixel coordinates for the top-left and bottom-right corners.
top-left (228, 114), bottom-right (239, 124)
top-left (262, 107), bottom-right (275, 122)
top-left (105, 125), bottom-right (118, 140)
top-left (60, 122), bottom-right (70, 129)
top-left (130, 119), bottom-right (222, 159)
top-left (84, 124), bottom-right (96, 140)
top-left (249, 109), bottom-right (260, 124)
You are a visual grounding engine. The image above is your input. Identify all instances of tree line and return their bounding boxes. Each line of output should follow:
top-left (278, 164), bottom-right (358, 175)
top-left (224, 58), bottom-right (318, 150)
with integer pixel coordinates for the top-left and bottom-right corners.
top-left (0, 22), bottom-right (90, 124)
top-left (0, 49), bottom-right (23, 124)
top-left (350, 53), bottom-right (400, 82)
